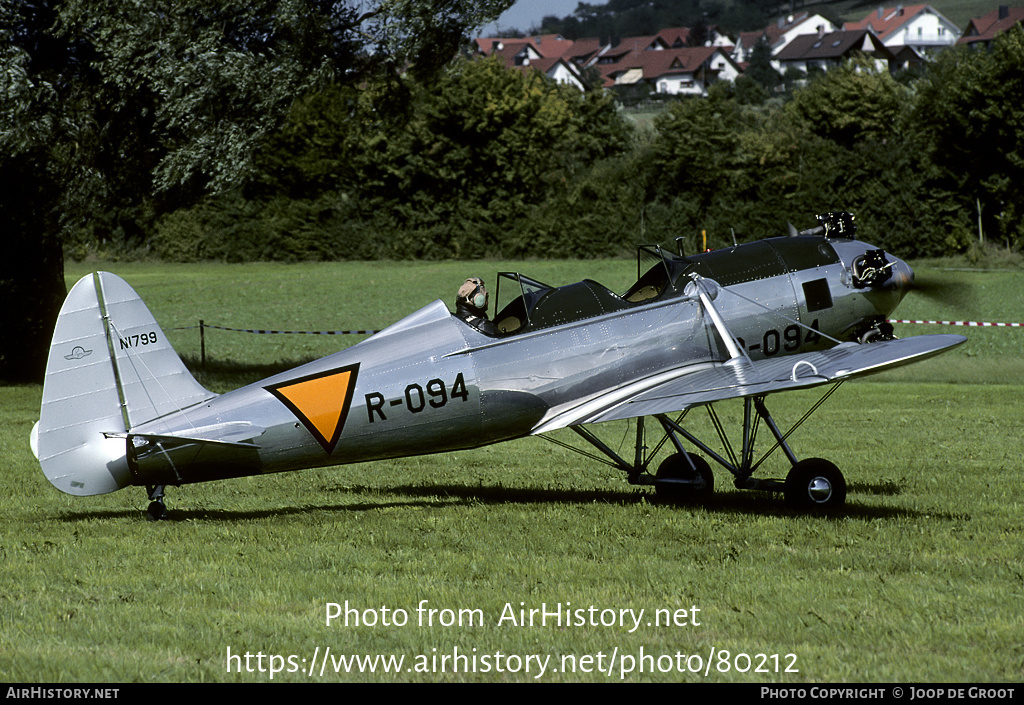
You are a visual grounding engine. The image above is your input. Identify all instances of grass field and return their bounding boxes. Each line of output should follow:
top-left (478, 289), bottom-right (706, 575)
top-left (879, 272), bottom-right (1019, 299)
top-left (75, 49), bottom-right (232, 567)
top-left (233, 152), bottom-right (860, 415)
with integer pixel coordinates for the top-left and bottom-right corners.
top-left (2, 258), bottom-right (1022, 682)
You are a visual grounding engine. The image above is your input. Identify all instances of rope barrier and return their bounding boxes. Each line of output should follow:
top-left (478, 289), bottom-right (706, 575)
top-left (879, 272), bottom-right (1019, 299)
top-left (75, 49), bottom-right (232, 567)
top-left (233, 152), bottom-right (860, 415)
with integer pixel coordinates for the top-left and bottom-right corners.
top-left (168, 323), bottom-right (379, 335)
top-left (169, 321), bottom-right (380, 370)
top-left (890, 319), bottom-right (1023, 328)
top-left (171, 318), bottom-right (1018, 371)
top-left (200, 323), bottom-right (380, 335)
top-left (172, 319), bottom-right (1022, 337)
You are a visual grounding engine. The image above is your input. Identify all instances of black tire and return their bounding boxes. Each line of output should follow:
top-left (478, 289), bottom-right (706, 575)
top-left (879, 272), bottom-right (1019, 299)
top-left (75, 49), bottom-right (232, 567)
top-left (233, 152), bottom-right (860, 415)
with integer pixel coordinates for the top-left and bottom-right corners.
top-left (655, 452), bottom-right (714, 499)
top-left (784, 458), bottom-right (846, 510)
top-left (146, 500), bottom-right (168, 521)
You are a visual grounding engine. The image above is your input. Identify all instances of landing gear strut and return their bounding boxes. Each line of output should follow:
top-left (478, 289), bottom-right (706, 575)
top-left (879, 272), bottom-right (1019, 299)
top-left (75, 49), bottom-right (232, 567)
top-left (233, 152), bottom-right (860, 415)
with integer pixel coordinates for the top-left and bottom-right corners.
top-left (545, 385), bottom-right (848, 511)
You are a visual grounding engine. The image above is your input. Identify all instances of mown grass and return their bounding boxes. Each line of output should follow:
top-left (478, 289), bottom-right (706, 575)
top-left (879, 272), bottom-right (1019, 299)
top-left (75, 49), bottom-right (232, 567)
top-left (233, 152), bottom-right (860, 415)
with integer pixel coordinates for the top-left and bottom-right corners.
top-left (2, 259), bottom-right (1022, 682)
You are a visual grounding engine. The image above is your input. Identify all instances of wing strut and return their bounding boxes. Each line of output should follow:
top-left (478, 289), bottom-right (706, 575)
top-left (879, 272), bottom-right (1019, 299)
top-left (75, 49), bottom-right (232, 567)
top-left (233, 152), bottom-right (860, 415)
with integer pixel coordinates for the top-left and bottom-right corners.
top-left (693, 277), bottom-right (748, 362)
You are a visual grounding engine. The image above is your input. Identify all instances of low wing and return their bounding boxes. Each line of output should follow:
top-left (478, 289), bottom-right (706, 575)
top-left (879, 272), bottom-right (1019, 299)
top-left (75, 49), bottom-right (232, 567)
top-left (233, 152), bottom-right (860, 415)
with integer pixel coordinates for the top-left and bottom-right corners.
top-left (532, 334), bottom-right (965, 432)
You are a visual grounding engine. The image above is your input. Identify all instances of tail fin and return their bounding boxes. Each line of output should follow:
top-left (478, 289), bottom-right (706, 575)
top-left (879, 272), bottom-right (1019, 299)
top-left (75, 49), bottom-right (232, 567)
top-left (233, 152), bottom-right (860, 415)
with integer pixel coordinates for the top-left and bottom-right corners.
top-left (35, 272), bottom-right (215, 496)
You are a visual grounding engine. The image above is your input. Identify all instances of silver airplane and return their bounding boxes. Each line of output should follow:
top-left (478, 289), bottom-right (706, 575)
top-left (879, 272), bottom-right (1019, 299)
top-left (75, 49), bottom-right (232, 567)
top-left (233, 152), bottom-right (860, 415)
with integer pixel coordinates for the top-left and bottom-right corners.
top-left (32, 213), bottom-right (965, 519)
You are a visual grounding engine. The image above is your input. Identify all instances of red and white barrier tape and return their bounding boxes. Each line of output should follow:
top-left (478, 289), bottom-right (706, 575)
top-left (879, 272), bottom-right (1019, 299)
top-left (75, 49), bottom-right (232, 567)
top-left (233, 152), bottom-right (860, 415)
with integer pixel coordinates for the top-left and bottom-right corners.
top-left (890, 319), bottom-right (1023, 328)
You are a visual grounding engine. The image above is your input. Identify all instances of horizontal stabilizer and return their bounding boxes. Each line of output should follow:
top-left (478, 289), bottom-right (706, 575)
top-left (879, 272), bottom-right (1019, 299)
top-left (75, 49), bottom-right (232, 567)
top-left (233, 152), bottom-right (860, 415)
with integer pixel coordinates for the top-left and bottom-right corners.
top-left (126, 427), bottom-right (264, 487)
top-left (110, 432), bottom-right (260, 450)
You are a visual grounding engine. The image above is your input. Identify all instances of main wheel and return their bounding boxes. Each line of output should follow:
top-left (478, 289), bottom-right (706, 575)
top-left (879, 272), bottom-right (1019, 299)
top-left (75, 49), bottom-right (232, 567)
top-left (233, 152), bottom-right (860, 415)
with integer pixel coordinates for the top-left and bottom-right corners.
top-left (784, 458), bottom-right (846, 510)
top-left (655, 452), bottom-right (714, 500)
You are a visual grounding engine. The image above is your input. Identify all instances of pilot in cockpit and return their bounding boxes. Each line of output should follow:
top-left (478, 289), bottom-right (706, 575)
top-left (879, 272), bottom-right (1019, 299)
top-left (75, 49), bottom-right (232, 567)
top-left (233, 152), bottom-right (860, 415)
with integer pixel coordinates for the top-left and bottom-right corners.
top-left (455, 277), bottom-right (498, 335)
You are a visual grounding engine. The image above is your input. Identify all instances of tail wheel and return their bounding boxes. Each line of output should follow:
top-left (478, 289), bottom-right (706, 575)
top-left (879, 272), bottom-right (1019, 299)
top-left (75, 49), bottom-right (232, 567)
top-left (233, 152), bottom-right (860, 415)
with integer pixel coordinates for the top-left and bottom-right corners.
top-left (146, 500), bottom-right (168, 522)
top-left (655, 452), bottom-right (714, 499)
top-left (146, 485), bottom-right (168, 521)
top-left (785, 458), bottom-right (846, 510)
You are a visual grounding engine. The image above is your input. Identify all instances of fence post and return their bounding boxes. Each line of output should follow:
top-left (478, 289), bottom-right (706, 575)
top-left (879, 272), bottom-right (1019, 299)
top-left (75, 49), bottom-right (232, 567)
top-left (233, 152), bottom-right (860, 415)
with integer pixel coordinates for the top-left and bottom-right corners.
top-left (200, 320), bottom-right (206, 370)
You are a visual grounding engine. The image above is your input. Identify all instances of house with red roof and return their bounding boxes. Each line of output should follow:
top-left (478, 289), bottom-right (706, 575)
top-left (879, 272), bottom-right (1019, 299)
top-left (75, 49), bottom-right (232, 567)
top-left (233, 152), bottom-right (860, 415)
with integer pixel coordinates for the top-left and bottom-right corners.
top-left (733, 12), bottom-right (837, 64)
top-left (653, 47), bottom-right (742, 95)
top-left (957, 5), bottom-right (1024, 48)
top-left (597, 44), bottom-right (741, 95)
top-left (595, 35), bottom-right (672, 66)
top-left (576, 33), bottom-right (742, 95)
top-left (562, 36), bottom-right (607, 66)
top-left (773, 28), bottom-right (896, 75)
top-left (473, 34), bottom-right (575, 61)
top-left (473, 34), bottom-right (587, 90)
top-left (656, 26), bottom-right (736, 50)
top-left (474, 30), bottom-right (740, 95)
top-left (843, 5), bottom-right (960, 54)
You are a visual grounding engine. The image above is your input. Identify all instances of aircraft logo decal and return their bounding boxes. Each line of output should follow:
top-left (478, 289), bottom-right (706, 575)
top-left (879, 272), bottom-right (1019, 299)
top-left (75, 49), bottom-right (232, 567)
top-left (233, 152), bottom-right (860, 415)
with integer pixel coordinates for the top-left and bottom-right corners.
top-left (65, 346), bottom-right (93, 360)
top-left (265, 363), bottom-right (360, 454)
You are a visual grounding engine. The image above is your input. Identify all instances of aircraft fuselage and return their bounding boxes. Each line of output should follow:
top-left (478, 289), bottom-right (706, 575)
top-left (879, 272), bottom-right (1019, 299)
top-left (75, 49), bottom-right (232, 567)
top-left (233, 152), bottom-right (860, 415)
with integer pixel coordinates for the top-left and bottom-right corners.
top-left (125, 236), bottom-right (912, 488)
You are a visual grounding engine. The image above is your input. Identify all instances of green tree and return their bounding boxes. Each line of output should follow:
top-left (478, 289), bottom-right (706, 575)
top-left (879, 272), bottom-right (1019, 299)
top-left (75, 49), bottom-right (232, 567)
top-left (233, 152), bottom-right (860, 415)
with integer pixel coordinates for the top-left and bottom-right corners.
top-left (0, 0), bottom-right (513, 381)
top-left (241, 55), bottom-right (631, 259)
top-left (907, 27), bottom-right (1024, 248)
top-left (732, 74), bottom-right (769, 105)
top-left (745, 36), bottom-right (780, 93)
top-left (687, 16), bottom-right (710, 47)
top-left (1, 0), bottom-right (87, 381)
top-left (647, 96), bottom-right (744, 221)
top-left (784, 57), bottom-right (907, 148)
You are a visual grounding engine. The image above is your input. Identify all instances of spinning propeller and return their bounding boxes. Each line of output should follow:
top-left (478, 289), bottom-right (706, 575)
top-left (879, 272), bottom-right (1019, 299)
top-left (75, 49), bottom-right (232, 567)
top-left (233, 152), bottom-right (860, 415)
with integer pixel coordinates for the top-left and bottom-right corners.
top-left (902, 272), bottom-right (972, 308)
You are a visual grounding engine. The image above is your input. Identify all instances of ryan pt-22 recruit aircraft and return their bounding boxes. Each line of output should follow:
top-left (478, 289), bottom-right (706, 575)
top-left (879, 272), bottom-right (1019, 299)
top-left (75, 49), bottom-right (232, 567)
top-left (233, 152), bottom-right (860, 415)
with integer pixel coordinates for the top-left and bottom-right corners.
top-left (32, 212), bottom-right (965, 520)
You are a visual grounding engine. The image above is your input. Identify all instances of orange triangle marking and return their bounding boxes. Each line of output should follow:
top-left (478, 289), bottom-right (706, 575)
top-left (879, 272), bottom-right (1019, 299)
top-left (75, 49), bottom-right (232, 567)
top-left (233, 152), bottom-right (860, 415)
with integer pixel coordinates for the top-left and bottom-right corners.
top-left (265, 364), bottom-right (360, 454)
top-left (275, 372), bottom-right (352, 441)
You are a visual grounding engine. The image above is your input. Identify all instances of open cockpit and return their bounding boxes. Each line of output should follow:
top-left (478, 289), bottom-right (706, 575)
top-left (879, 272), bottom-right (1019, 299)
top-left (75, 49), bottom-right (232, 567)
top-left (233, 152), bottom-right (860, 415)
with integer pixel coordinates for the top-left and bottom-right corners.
top-left (483, 245), bottom-right (694, 336)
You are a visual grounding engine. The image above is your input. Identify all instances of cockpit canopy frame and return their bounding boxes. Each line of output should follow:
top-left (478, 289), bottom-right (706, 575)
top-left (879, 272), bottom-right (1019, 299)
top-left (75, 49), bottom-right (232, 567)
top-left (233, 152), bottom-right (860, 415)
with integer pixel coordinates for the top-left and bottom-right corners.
top-left (484, 235), bottom-right (842, 338)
